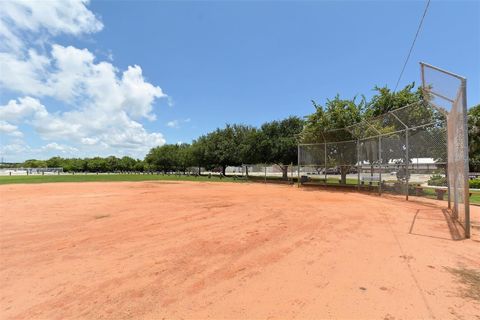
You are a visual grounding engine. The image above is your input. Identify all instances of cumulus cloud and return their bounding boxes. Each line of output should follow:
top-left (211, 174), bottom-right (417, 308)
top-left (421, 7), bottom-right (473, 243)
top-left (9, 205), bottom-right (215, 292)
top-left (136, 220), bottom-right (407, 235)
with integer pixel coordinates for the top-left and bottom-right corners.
top-left (0, 96), bottom-right (166, 154)
top-left (41, 142), bottom-right (79, 153)
top-left (0, 96), bottom-right (47, 122)
top-left (0, 0), bottom-right (168, 161)
top-left (0, 121), bottom-right (22, 137)
top-left (0, 0), bottom-right (103, 52)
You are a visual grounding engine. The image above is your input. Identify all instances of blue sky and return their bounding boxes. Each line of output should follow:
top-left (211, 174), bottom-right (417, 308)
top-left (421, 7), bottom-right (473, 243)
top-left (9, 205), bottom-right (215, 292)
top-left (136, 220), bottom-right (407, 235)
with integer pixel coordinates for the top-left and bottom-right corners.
top-left (0, 0), bottom-right (479, 162)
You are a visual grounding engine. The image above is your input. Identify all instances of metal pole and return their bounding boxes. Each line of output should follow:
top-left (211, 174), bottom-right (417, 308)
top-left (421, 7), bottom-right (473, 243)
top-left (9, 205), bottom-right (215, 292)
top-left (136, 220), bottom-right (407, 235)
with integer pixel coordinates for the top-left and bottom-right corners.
top-left (357, 139), bottom-right (361, 191)
top-left (290, 162), bottom-right (293, 183)
top-left (379, 136), bottom-right (382, 196)
top-left (297, 145), bottom-right (301, 187)
top-left (420, 62), bottom-right (467, 81)
top-left (446, 135), bottom-right (451, 209)
top-left (461, 79), bottom-right (470, 238)
top-left (405, 129), bottom-right (409, 201)
top-left (324, 142), bottom-right (327, 185)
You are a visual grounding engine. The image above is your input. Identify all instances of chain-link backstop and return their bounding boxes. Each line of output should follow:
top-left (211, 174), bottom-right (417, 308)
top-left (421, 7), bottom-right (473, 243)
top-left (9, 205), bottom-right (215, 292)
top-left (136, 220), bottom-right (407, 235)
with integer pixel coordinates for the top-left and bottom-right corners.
top-left (298, 63), bottom-right (470, 238)
top-left (421, 62), bottom-right (470, 238)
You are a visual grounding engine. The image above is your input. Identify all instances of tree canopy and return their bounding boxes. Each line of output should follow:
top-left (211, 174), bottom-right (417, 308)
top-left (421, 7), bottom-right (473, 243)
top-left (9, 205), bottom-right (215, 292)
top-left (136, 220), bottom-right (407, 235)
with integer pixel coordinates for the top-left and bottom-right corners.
top-left (468, 104), bottom-right (480, 172)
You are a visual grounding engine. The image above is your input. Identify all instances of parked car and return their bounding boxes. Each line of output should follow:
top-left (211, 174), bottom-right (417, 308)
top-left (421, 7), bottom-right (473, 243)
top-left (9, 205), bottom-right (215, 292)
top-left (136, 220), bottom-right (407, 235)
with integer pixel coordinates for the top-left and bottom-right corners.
top-left (325, 167), bottom-right (340, 174)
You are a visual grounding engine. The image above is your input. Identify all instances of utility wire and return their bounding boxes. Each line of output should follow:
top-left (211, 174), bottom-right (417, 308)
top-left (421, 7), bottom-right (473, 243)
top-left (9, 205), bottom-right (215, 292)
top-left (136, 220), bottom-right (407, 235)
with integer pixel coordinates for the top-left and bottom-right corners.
top-left (394, 0), bottom-right (431, 92)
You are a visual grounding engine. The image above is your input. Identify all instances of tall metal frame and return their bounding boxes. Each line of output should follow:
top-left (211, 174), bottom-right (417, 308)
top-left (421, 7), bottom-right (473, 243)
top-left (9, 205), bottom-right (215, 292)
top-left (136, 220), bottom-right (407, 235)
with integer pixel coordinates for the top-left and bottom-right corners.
top-left (420, 62), bottom-right (470, 238)
top-left (296, 63), bottom-right (469, 238)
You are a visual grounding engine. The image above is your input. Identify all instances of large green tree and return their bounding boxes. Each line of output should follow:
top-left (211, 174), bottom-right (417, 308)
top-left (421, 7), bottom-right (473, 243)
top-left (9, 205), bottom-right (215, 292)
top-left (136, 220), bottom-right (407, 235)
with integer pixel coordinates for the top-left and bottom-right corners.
top-left (366, 83), bottom-right (424, 118)
top-left (145, 144), bottom-right (179, 172)
top-left (85, 157), bottom-right (108, 172)
top-left (145, 144), bottom-right (195, 173)
top-left (468, 104), bottom-right (480, 172)
top-left (367, 83), bottom-right (446, 164)
top-left (302, 95), bottom-right (365, 184)
top-left (119, 156), bottom-right (137, 171)
top-left (176, 143), bottom-right (195, 173)
top-left (191, 135), bottom-right (211, 175)
top-left (256, 116), bottom-right (304, 179)
top-left (201, 124), bottom-right (257, 176)
top-left (22, 159), bottom-right (47, 168)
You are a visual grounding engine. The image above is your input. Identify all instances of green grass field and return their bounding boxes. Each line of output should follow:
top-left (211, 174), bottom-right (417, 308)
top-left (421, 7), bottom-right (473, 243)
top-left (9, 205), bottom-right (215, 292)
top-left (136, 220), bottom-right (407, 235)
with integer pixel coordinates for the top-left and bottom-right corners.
top-left (420, 187), bottom-right (480, 206)
top-left (1, 174), bottom-right (478, 205)
top-left (0, 174), bottom-right (241, 185)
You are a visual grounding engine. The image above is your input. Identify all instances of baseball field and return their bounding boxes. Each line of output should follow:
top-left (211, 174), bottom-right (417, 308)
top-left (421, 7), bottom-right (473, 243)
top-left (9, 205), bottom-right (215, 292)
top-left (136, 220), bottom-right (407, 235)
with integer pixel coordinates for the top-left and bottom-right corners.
top-left (1, 180), bottom-right (479, 319)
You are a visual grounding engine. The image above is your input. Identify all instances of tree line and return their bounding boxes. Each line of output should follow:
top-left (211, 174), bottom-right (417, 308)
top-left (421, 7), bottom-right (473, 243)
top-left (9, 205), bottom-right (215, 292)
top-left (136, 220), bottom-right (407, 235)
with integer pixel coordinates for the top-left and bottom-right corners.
top-left (6, 84), bottom-right (480, 175)
top-left (10, 156), bottom-right (147, 172)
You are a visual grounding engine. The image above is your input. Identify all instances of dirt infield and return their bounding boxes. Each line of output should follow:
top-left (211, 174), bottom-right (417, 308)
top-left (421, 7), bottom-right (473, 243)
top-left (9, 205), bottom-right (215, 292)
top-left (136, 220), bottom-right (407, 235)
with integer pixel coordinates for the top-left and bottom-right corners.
top-left (1, 181), bottom-right (479, 319)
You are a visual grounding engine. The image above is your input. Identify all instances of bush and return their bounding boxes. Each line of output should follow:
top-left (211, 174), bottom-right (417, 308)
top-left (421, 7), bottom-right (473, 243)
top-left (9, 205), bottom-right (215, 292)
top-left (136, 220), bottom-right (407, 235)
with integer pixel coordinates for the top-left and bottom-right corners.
top-left (470, 179), bottom-right (480, 189)
top-left (428, 174), bottom-right (447, 186)
top-left (428, 176), bottom-right (480, 189)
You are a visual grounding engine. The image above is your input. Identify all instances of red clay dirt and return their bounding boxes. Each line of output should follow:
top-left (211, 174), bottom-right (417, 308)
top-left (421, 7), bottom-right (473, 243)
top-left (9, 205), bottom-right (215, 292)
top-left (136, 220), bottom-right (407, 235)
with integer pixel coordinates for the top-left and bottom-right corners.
top-left (0, 181), bottom-right (479, 319)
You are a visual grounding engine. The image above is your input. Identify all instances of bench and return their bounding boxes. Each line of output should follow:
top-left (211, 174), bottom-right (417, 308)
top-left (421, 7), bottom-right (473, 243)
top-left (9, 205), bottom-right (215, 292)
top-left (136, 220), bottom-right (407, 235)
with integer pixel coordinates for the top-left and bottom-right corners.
top-left (414, 185), bottom-right (424, 196)
top-left (300, 175), bottom-right (311, 184)
top-left (434, 188), bottom-right (447, 200)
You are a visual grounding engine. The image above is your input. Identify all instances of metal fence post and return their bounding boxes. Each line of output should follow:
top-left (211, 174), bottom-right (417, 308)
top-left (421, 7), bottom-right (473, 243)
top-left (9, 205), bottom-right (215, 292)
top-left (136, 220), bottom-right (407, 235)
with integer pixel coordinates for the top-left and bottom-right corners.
top-left (461, 78), bottom-right (470, 238)
top-left (297, 145), bottom-right (301, 187)
top-left (357, 139), bottom-right (361, 191)
top-left (405, 128), bottom-right (409, 201)
top-left (324, 142), bottom-right (327, 185)
top-left (446, 165), bottom-right (451, 209)
top-left (264, 164), bottom-right (267, 183)
top-left (378, 136), bottom-right (382, 196)
top-left (290, 162), bottom-right (294, 183)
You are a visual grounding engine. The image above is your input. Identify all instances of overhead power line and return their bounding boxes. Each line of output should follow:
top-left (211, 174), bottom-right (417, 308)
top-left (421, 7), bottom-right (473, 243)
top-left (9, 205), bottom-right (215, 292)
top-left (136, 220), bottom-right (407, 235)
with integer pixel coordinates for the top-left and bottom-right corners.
top-left (394, 0), bottom-right (431, 92)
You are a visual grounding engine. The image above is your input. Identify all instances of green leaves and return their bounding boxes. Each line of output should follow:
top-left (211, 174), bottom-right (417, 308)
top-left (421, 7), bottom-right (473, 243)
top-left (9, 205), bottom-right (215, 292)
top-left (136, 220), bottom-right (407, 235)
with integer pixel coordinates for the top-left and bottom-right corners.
top-left (145, 143), bottom-right (194, 172)
top-left (468, 104), bottom-right (480, 172)
top-left (256, 116), bottom-right (304, 165)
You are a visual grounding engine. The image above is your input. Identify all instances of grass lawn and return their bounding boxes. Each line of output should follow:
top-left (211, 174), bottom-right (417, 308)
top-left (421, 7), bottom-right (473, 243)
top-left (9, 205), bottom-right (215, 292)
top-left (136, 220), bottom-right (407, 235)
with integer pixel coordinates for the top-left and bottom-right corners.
top-left (420, 187), bottom-right (480, 206)
top-left (1, 174), bottom-right (478, 206)
top-left (0, 174), bottom-right (241, 185)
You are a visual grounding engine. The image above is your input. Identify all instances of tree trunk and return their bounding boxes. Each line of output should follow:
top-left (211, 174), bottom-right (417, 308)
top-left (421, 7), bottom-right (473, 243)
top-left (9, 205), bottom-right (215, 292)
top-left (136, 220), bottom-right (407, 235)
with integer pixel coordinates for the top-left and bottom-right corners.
top-left (281, 165), bottom-right (288, 180)
top-left (340, 166), bottom-right (348, 185)
top-left (222, 165), bottom-right (226, 176)
top-left (245, 166), bottom-right (249, 178)
top-left (198, 165), bottom-right (201, 175)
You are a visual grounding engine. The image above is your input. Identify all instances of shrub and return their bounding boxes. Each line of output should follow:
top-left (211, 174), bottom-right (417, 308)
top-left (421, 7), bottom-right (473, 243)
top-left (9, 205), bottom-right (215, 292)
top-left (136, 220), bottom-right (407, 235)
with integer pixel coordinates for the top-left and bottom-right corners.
top-left (470, 179), bottom-right (480, 189)
top-left (428, 174), bottom-right (447, 186)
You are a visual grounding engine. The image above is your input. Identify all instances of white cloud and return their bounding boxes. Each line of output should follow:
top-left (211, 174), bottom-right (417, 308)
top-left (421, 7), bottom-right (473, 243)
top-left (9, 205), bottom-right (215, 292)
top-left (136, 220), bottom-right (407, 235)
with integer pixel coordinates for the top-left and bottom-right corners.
top-left (0, 0), bottom-right (103, 52)
top-left (0, 142), bottom-right (80, 160)
top-left (167, 120), bottom-right (180, 128)
top-left (0, 143), bottom-right (30, 156)
top-left (121, 65), bottom-right (166, 120)
top-left (0, 1), bottom-right (169, 161)
top-left (0, 96), bottom-right (166, 155)
top-left (0, 121), bottom-right (22, 137)
top-left (41, 142), bottom-right (78, 153)
top-left (167, 118), bottom-right (191, 129)
top-left (0, 96), bottom-right (47, 122)
top-left (0, 50), bottom-right (50, 97)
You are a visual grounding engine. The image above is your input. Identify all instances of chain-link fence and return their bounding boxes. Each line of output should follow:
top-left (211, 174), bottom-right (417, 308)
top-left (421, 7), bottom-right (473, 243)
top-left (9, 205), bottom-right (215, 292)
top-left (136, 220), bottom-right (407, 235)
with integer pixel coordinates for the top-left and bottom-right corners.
top-left (297, 63), bottom-right (471, 238)
top-left (224, 164), bottom-right (296, 184)
top-left (421, 62), bottom-right (471, 238)
top-left (0, 167), bottom-right (64, 175)
top-left (298, 101), bottom-right (447, 197)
